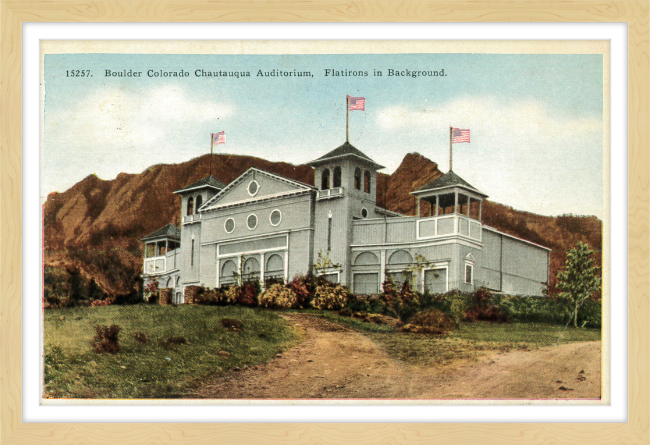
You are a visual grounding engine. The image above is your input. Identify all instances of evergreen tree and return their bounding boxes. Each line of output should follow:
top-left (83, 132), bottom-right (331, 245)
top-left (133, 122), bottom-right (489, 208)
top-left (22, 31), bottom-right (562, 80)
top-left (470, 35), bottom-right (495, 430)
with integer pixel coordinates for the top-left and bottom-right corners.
top-left (557, 242), bottom-right (601, 327)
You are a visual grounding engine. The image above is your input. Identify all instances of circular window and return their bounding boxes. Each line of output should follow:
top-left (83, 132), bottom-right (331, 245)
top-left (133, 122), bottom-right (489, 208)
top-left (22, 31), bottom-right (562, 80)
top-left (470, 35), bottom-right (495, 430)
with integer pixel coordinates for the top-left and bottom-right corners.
top-left (361, 208), bottom-right (368, 218)
top-left (224, 218), bottom-right (235, 233)
top-left (247, 214), bottom-right (258, 230)
top-left (270, 209), bottom-right (282, 226)
top-left (248, 180), bottom-right (259, 197)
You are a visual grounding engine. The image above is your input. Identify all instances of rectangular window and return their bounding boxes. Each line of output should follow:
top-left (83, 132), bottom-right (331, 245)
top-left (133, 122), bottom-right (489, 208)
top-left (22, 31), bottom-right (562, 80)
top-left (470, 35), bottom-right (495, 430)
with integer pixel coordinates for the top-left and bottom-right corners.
top-left (145, 243), bottom-right (156, 258)
top-left (353, 273), bottom-right (379, 294)
top-left (424, 268), bottom-right (447, 294)
top-left (191, 239), bottom-right (195, 267)
top-left (465, 264), bottom-right (473, 284)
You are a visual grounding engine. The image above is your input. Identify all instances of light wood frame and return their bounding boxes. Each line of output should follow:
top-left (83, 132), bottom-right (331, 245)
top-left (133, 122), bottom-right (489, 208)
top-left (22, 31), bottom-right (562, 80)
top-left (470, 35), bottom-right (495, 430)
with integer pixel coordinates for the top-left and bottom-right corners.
top-left (1, 2), bottom-right (647, 444)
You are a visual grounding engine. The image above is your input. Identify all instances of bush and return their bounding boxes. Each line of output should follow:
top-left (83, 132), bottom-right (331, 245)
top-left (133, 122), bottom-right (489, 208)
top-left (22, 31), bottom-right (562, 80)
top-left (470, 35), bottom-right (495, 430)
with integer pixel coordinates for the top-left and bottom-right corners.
top-left (225, 282), bottom-right (259, 307)
top-left (448, 292), bottom-right (468, 327)
top-left (194, 288), bottom-right (227, 306)
top-left (464, 287), bottom-right (508, 323)
top-left (259, 284), bottom-right (299, 309)
top-left (287, 275), bottom-right (313, 308)
top-left (92, 324), bottom-right (121, 354)
top-left (91, 297), bottom-right (116, 307)
top-left (311, 283), bottom-right (350, 310)
top-left (379, 277), bottom-right (421, 322)
top-left (404, 308), bottom-right (456, 335)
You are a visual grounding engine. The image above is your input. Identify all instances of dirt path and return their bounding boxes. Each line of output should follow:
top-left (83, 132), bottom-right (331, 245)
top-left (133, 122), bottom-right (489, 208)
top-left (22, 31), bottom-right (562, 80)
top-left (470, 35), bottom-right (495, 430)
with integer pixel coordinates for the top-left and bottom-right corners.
top-left (191, 314), bottom-right (601, 400)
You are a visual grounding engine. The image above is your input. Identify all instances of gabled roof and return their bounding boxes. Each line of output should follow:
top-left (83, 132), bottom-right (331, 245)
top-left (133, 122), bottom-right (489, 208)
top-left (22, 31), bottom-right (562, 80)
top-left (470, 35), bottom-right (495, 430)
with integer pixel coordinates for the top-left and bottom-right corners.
top-left (200, 167), bottom-right (315, 211)
top-left (308, 142), bottom-right (385, 169)
top-left (174, 175), bottom-right (226, 194)
top-left (411, 171), bottom-right (488, 198)
top-left (141, 224), bottom-right (181, 241)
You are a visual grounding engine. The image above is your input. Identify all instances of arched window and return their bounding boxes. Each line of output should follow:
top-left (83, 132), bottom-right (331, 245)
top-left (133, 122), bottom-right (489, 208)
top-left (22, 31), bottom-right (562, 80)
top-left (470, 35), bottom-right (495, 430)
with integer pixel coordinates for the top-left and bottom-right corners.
top-left (187, 197), bottom-right (194, 216)
top-left (220, 260), bottom-right (238, 286)
top-left (243, 257), bottom-right (260, 282)
top-left (354, 251), bottom-right (380, 266)
top-left (195, 195), bottom-right (203, 211)
top-left (364, 171), bottom-right (371, 193)
top-left (333, 166), bottom-right (342, 188)
top-left (321, 169), bottom-right (330, 190)
top-left (354, 167), bottom-right (361, 190)
top-left (265, 254), bottom-right (284, 280)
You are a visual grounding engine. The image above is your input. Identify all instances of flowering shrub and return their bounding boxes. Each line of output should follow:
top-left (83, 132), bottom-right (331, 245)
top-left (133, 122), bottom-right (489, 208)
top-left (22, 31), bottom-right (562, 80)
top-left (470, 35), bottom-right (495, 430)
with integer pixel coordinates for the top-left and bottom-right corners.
top-left (311, 283), bottom-right (350, 310)
top-left (225, 282), bottom-right (259, 307)
top-left (287, 275), bottom-right (313, 308)
top-left (91, 297), bottom-right (116, 307)
top-left (194, 288), bottom-right (227, 305)
top-left (379, 277), bottom-right (420, 322)
top-left (259, 284), bottom-right (299, 309)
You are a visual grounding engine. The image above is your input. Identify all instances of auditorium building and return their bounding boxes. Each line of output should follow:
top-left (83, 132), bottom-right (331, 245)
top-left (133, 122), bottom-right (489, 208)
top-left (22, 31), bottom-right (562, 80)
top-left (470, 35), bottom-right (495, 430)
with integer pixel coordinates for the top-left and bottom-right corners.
top-left (141, 142), bottom-right (550, 304)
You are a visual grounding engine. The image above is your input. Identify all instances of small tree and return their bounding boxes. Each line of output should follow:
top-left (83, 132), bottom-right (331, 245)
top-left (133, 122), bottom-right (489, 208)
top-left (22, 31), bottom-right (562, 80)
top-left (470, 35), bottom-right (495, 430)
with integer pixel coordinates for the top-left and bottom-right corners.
top-left (556, 242), bottom-right (601, 328)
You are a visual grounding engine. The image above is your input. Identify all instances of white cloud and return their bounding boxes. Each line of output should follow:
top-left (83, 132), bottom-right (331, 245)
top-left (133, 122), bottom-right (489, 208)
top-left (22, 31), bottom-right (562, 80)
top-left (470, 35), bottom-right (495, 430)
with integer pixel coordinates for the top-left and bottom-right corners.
top-left (376, 97), bottom-right (601, 141)
top-left (47, 85), bottom-right (232, 150)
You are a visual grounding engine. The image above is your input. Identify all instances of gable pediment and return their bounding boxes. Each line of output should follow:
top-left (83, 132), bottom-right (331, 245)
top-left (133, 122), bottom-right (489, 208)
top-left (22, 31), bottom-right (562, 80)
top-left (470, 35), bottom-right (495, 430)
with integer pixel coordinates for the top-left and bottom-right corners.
top-left (201, 168), bottom-right (313, 211)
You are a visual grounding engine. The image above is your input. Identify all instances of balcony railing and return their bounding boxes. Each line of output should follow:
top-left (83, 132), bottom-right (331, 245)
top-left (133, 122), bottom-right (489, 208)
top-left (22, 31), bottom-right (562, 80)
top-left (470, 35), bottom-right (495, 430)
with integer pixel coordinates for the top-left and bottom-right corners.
top-left (316, 187), bottom-right (344, 201)
top-left (352, 214), bottom-right (482, 245)
top-left (182, 213), bottom-right (201, 224)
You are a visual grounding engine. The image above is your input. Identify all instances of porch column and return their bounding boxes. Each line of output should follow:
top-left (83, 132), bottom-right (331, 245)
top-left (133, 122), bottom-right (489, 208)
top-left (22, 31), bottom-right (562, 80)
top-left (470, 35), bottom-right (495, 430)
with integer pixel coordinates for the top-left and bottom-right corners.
top-left (435, 195), bottom-right (439, 216)
top-left (379, 250), bottom-right (386, 289)
top-left (416, 197), bottom-right (421, 218)
top-left (260, 253), bottom-right (266, 288)
top-left (216, 259), bottom-right (221, 288)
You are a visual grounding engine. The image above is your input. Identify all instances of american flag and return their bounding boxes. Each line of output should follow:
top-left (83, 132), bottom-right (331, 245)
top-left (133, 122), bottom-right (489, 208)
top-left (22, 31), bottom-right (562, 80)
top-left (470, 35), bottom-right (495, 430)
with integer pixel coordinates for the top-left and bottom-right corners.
top-left (212, 131), bottom-right (226, 145)
top-left (452, 128), bottom-right (470, 143)
top-left (348, 96), bottom-right (365, 111)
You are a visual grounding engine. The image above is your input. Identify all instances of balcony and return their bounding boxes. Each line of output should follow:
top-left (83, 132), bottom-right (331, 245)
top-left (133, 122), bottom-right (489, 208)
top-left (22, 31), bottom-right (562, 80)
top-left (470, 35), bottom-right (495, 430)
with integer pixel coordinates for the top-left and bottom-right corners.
top-left (316, 187), bottom-right (344, 201)
top-left (182, 213), bottom-right (202, 224)
top-left (352, 214), bottom-right (482, 245)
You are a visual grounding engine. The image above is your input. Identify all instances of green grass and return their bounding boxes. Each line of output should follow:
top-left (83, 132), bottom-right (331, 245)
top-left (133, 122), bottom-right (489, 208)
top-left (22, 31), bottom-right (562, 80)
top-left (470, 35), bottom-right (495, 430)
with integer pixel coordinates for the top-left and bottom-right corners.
top-left (44, 305), bottom-right (300, 399)
top-left (303, 311), bottom-right (601, 367)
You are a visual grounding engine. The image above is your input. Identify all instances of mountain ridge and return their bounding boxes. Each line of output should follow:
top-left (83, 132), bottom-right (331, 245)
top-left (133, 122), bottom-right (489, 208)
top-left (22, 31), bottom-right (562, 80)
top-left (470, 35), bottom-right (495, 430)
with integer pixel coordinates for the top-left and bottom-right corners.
top-left (43, 152), bottom-right (602, 296)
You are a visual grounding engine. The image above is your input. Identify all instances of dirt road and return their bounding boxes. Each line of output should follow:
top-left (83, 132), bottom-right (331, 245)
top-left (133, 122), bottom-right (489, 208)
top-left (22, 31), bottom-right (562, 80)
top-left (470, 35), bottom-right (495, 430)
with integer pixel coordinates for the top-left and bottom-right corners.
top-left (192, 314), bottom-right (601, 400)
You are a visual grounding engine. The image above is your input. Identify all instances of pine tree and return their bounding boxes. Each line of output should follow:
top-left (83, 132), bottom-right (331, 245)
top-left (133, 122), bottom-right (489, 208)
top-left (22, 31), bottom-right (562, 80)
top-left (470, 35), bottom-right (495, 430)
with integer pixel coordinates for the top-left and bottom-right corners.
top-left (557, 242), bottom-right (601, 327)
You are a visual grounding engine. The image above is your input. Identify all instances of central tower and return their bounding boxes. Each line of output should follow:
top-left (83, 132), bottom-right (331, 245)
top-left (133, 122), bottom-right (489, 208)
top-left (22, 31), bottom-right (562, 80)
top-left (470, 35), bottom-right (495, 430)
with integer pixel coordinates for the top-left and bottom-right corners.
top-left (308, 142), bottom-right (384, 285)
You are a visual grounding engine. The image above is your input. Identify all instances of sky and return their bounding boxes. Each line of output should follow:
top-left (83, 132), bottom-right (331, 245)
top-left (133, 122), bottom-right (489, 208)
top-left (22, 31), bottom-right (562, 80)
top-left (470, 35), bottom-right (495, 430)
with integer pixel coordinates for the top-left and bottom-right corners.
top-left (43, 53), bottom-right (604, 218)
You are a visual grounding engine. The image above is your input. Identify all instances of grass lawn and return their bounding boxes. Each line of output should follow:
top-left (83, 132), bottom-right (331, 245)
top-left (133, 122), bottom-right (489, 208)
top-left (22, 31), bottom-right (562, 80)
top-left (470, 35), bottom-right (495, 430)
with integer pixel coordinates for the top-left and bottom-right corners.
top-left (44, 305), bottom-right (300, 399)
top-left (308, 311), bottom-right (601, 367)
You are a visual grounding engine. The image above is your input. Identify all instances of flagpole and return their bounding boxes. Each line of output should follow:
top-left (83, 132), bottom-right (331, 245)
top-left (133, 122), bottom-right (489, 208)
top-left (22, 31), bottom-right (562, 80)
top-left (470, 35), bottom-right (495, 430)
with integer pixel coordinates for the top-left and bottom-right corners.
top-left (449, 126), bottom-right (453, 172)
top-left (346, 96), bottom-right (350, 142)
top-left (209, 133), bottom-right (214, 176)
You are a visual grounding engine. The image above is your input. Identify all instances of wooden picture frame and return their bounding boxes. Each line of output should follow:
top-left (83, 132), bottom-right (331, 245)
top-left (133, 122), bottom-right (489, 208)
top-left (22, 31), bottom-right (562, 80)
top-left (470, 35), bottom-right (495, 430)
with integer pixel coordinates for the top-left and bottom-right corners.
top-left (1, 1), bottom-right (647, 444)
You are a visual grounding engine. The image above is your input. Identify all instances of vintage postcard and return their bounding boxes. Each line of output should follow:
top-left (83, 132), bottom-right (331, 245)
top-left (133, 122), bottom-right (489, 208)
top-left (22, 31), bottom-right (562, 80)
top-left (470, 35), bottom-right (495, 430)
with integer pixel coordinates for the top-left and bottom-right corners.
top-left (41, 40), bottom-right (608, 403)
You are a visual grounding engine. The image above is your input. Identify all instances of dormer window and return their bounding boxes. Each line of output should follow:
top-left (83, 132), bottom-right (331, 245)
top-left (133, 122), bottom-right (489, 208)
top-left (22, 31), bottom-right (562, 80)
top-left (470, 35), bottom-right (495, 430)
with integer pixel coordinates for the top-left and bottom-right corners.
top-left (354, 168), bottom-right (361, 190)
top-left (187, 197), bottom-right (194, 216)
top-left (321, 169), bottom-right (330, 190)
top-left (195, 195), bottom-right (203, 212)
top-left (363, 170), bottom-right (371, 193)
top-left (333, 167), bottom-right (341, 188)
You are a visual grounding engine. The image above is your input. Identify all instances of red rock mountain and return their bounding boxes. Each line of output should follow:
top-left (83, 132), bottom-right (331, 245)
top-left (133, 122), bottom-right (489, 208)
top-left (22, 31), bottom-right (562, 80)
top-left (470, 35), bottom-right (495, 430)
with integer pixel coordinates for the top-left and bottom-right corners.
top-left (43, 153), bottom-right (601, 296)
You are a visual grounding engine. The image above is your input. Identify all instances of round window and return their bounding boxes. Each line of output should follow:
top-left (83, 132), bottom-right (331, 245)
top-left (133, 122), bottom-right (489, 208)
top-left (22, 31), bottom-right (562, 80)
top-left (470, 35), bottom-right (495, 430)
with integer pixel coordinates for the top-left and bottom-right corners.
top-left (270, 209), bottom-right (282, 226)
top-left (247, 214), bottom-right (258, 230)
top-left (361, 208), bottom-right (368, 218)
top-left (248, 180), bottom-right (259, 196)
top-left (224, 218), bottom-right (235, 233)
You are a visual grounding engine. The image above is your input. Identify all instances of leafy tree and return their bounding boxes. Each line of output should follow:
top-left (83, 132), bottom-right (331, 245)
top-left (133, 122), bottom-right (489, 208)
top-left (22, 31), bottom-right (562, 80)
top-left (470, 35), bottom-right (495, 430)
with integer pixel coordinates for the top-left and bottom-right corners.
top-left (556, 242), bottom-right (601, 327)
